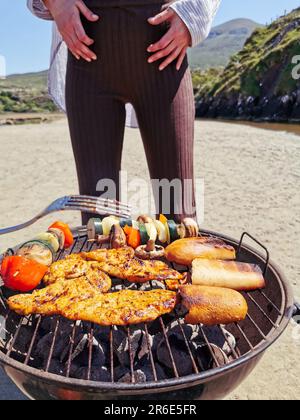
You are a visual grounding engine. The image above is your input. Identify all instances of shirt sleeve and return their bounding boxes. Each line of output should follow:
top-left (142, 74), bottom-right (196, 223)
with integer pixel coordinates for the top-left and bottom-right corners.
top-left (169, 0), bottom-right (221, 47)
top-left (27, 0), bottom-right (53, 20)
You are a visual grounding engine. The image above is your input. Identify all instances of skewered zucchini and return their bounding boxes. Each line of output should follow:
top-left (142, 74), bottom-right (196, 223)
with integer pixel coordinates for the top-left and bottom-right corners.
top-left (17, 240), bottom-right (54, 266)
top-left (34, 232), bottom-right (60, 253)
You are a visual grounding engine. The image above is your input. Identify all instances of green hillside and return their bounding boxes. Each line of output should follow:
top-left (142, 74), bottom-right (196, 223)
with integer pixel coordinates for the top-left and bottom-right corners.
top-left (0, 71), bottom-right (56, 113)
top-left (195, 8), bottom-right (300, 121)
top-left (188, 18), bottom-right (261, 69)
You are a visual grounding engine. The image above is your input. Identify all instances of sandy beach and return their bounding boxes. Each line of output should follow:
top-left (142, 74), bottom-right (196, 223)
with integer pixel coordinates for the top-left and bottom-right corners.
top-left (0, 118), bottom-right (299, 400)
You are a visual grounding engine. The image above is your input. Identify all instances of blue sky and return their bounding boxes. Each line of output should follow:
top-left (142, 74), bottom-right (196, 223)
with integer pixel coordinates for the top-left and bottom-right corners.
top-left (0, 0), bottom-right (299, 75)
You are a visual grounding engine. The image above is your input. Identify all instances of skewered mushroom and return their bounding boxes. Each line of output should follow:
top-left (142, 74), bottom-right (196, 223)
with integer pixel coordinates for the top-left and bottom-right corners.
top-left (135, 243), bottom-right (165, 260)
top-left (137, 215), bottom-right (153, 224)
top-left (92, 224), bottom-right (127, 249)
top-left (110, 224), bottom-right (127, 249)
top-left (181, 218), bottom-right (199, 238)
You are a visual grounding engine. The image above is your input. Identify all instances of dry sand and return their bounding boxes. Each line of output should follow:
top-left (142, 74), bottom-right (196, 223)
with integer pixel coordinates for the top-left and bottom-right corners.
top-left (0, 118), bottom-right (299, 400)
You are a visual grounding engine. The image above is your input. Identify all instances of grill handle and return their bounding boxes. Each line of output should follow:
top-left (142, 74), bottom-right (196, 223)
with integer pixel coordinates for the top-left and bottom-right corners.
top-left (293, 303), bottom-right (300, 323)
top-left (237, 232), bottom-right (270, 276)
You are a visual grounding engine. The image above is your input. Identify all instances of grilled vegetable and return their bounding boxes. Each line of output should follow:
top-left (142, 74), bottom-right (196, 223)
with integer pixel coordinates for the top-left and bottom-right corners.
top-left (167, 220), bottom-right (179, 242)
top-left (87, 218), bottom-right (103, 240)
top-left (0, 256), bottom-right (48, 292)
top-left (145, 222), bottom-right (158, 243)
top-left (139, 224), bottom-right (150, 245)
top-left (132, 220), bottom-right (140, 230)
top-left (35, 232), bottom-right (60, 253)
top-left (102, 216), bottom-right (119, 236)
top-left (17, 240), bottom-right (54, 266)
top-left (153, 220), bottom-right (168, 244)
top-left (135, 244), bottom-right (165, 260)
top-left (110, 224), bottom-right (127, 249)
top-left (182, 218), bottom-right (199, 238)
top-left (49, 221), bottom-right (74, 249)
top-left (177, 223), bottom-right (186, 239)
top-left (48, 228), bottom-right (65, 250)
top-left (119, 218), bottom-right (133, 228)
top-left (137, 215), bottom-right (153, 224)
top-left (159, 214), bottom-right (171, 244)
top-left (123, 225), bottom-right (141, 249)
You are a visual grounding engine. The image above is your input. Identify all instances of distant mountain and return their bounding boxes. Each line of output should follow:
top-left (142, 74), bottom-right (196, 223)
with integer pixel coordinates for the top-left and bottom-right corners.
top-left (195, 8), bottom-right (300, 122)
top-left (0, 71), bottom-right (55, 113)
top-left (188, 18), bottom-right (262, 69)
top-left (0, 70), bottom-right (48, 91)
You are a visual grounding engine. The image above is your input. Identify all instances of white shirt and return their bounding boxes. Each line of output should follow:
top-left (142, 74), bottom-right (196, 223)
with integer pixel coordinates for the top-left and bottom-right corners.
top-left (27, 0), bottom-right (220, 128)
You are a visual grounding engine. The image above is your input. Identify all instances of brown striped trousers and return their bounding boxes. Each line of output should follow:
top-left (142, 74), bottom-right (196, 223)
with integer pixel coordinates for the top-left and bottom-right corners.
top-left (66, 0), bottom-right (196, 223)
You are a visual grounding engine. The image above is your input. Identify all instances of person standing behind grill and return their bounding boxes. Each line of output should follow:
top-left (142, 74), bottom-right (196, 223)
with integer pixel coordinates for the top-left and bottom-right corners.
top-left (27, 0), bottom-right (220, 224)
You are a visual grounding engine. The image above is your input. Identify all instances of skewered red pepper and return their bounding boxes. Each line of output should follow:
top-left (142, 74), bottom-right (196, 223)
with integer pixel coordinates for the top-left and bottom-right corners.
top-left (123, 225), bottom-right (141, 249)
top-left (49, 221), bottom-right (74, 249)
top-left (0, 256), bottom-right (48, 292)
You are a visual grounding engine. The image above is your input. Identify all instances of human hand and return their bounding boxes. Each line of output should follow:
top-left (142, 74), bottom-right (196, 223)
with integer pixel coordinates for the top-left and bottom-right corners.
top-left (147, 8), bottom-right (191, 71)
top-left (43, 0), bottom-right (99, 61)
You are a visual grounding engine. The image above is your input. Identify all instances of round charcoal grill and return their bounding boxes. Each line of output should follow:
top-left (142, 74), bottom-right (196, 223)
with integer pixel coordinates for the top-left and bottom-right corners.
top-left (0, 229), bottom-right (298, 401)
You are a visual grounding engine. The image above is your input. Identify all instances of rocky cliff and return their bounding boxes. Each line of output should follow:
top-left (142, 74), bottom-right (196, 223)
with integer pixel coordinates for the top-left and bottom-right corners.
top-left (195, 8), bottom-right (300, 122)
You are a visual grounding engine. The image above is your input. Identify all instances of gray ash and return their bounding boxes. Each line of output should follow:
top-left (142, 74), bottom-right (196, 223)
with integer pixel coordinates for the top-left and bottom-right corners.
top-left (114, 329), bottom-right (152, 367)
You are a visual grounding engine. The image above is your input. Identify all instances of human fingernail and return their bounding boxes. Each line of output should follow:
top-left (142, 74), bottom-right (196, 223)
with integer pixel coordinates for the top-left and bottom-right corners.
top-left (148, 58), bottom-right (153, 63)
top-left (147, 45), bottom-right (153, 52)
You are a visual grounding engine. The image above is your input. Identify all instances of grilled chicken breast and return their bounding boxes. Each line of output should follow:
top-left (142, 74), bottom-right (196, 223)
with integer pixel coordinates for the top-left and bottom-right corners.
top-left (43, 254), bottom-right (90, 285)
top-left (8, 272), bottom-right (112, 317)
top-left (81, 247), bottom-right (135, 265)
top-left (8, 288), bottom-right (177, 326)
top-left (82, 247), bottom-right (184, 288)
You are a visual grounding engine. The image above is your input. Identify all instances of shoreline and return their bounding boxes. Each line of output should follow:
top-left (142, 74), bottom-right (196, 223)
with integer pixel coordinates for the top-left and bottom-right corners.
top-left (197, 118), bottom-right (300, 137)
top-left (1, 112), bottom-right (300, 136)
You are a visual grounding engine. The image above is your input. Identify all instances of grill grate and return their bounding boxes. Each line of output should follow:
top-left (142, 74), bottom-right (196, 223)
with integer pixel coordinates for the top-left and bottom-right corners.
top-left (0, 231), bottom-right (286, 386)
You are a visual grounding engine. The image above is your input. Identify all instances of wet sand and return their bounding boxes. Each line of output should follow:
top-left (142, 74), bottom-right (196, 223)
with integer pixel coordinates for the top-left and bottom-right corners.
top-left (0, 118), bottom-right (299, 400)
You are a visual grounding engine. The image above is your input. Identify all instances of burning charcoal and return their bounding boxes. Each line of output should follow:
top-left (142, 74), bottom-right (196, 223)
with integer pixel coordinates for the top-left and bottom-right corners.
top-left (114, 365), bottom-right (130, 381)
top-left (74, 366), bottom-right (111, 382)
top-left (115, 329), bottom-right (152, 367)
top-left (195, 344), bottom-right (228, 370)
top-left (123, 280), bottom-right (138, 290)
top-left (118, 370), bottom-right (147, 384)
top-left (135, 362), bottom-right (168, 381)
top-left (139, 281), bottom-right (165, 291)
top-left (71, 334), bottom-right (106, 367)
top-left (147, 319), bottom-right (163, 336)
top-left (166, 321), bottom-right (200, 341)
top-left (13, 326), bottom-right (37, 354)
top-left (155, 363), bottom-right (168, 380)
top-left (112, 328), bottom-right (127, 354)
top-left (45, 359), bottom-right (65, 376)
top-left (34, 331), bottom-right (71, 361)
top-left (196, 326), bottom-right (236, 356)
top-left (40, 316), bottom-right (73, 336)
top-left (156, 332), bottom-right (198, 377)
top-left (152, 332), bottom-right (163, 354)
top-left (113, 284), bottom-right (124, 292)
top-left (93, 325), bottom-right (111, 345)
top-left (60, 332), bottom-right (85, 362)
